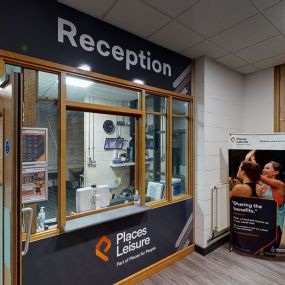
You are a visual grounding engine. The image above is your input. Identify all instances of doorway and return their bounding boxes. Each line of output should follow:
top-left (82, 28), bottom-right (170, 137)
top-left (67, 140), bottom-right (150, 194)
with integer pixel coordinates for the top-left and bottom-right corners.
top-left (0, 73), bottom-right (22, 285)
top-left (0, 109), bottom-right (3, 285)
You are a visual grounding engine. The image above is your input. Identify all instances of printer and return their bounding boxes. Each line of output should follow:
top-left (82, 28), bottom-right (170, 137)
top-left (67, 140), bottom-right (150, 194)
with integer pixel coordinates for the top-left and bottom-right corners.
top-left (76, 185), bottom-right (110, 213)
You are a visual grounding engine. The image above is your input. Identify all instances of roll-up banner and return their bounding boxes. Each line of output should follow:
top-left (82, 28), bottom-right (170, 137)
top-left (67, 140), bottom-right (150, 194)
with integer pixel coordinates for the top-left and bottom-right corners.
top-left (229, 133), bottom-right (285, 255)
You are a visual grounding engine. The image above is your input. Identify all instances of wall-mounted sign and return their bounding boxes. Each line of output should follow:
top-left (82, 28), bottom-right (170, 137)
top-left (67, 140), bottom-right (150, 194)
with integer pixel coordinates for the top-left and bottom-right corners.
top-left (4, 139), bottom-right (11, 156)
top-left (22, 128), bottom-right (48, 165)
top-left (22, 165), bottom-right (48, 204)
top-left (0, 0), bottom-right (191, 92)
top-left (23, 199), bottom-right (193, 285)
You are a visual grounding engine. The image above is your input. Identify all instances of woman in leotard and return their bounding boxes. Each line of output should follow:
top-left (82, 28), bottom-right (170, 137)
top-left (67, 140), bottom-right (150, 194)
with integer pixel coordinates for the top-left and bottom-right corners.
top-left (230, 161), bottom-right (261, 198)
top-left (246, 150), bottom-right (285, 247)
top-left (260, 161), bottom-right (285, 246)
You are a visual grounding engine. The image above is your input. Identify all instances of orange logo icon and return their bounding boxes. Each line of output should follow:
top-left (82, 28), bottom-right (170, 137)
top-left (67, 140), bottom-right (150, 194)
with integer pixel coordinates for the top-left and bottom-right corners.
top-left (96, 236), bottom-right (111, 262)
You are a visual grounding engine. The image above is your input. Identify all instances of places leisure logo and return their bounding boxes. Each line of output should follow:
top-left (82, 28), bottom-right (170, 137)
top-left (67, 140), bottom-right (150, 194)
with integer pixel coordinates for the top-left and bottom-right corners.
top-left (95, 236), bottom-right (111, 262)
top-left (95, 227), bottom-right (156, 266)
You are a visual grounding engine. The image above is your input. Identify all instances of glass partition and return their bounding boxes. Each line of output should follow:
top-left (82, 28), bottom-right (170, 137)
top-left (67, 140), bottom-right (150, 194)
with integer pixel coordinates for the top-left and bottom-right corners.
top-left (0, 110), bottom-right (3, 284)
top-left (21, 69), bottom-right (59, 233)
top-left (66, 111), bottom-right (136, 216)
top-left (66, 75), bottom-right (139, 109)
top-left (145, 95), bottom-right (167, 202)
top-left (172, 100), bottom-right (189, 197)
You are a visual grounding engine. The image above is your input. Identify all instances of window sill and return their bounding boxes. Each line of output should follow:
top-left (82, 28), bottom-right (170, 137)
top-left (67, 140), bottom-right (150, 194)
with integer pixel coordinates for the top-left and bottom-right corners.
top-left (63, 205), bottom-right (150, 233)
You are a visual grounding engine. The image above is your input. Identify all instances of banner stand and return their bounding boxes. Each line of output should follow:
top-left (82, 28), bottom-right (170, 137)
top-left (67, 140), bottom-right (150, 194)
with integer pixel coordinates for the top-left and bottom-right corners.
top-left (228, 133), bottom-right (285, 257)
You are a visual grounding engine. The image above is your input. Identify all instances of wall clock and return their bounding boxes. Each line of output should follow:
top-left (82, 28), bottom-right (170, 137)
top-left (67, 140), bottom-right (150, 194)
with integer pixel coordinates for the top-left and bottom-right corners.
top-left (103, 120), bottom-right (115, 134)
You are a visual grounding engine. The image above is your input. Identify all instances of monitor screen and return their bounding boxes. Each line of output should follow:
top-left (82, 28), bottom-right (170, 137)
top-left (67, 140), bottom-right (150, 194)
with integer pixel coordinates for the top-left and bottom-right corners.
top-left (104, 138), bottom-right (124, 150)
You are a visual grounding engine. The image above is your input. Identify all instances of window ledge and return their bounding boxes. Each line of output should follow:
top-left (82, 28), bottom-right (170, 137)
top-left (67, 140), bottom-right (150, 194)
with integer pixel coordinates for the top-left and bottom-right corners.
top-left (63, 205), bottom-right (150, 233)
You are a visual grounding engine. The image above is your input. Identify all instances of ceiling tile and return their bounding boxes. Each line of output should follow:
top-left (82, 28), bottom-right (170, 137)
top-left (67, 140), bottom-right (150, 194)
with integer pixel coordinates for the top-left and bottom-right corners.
top-left (264, 1), bottom-right (285, 34)
top-left (217, 54), bottom-right (248, 69)
top-left (177, 0), bottom-right (258, 37)
top-left (182, 40), bottom-right (229, 59)
top-left (253, 52), bottom-right (285, 69)
top-left (104, 0), bottom-right (171, 38)
top-left (236, 35), bottom-right (285, 62)
top-left (251, 0), bottom-right (282, 11)
top-left (235, 64), bottom-right (259, 74)
top-left (58, 0), bottom-right (117, 18)
top-left (211, 14), bottom-right (279, 52)
top-left (149, 21), bottom-right (203, 53)
top-left (142, 0), bottom-right (199, 18)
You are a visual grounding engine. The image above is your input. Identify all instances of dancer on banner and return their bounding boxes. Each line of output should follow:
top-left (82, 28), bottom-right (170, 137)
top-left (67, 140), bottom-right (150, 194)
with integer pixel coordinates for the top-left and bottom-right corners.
top-left (246, 150), bottom-right (285, 247)
top-left (229, 160), bottom-right (261, 198)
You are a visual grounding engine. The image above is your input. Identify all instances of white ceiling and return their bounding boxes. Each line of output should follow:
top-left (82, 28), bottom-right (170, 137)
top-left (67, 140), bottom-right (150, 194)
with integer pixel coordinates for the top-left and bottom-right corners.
top-left (58, 0), bottom-right (285, 74)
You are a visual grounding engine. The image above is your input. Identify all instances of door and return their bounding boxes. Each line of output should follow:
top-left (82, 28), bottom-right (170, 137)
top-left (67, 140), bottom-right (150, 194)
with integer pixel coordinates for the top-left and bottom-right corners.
top-left (0, 73), bottom-right (22, 285)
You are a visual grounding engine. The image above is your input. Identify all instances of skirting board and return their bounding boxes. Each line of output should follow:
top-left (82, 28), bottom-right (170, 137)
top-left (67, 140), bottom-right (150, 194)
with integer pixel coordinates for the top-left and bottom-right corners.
top-left (195, 234), bottom-right (229, 256)
top-left (115, 244), bottom-right (195, 285)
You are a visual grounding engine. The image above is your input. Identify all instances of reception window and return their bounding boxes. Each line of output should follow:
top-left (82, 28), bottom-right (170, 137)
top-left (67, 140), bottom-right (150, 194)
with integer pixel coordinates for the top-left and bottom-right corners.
top-left (4, 59), bottom-right (193, 240)
top-left (66, 111), bottom-right (136, 216)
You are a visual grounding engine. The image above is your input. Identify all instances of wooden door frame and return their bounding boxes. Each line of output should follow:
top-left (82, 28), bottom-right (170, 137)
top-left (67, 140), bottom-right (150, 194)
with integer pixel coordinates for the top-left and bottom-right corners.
top-left (0, 73), bottom-right (22, 285)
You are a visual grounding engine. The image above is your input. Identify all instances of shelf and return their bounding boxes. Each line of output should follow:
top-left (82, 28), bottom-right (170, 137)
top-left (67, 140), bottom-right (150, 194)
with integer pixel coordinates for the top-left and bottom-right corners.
top-left (110, 161), bottom-right (152, 167)
top-left (63, 205), bottom-right (150, 233)
top-left (146, 131), bottom-right (165, 134)
top-left (110, 162), bottom-right (135, 167)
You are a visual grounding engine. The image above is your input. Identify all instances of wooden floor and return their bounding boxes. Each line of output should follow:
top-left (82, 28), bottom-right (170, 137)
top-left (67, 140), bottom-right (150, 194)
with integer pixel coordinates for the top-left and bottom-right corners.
top-left (139, 244), bottom-right (285, 285)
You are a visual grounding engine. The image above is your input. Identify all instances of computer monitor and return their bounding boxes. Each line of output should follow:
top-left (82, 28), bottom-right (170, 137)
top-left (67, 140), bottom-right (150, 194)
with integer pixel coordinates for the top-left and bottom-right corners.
top-left (104, 137), bottom-right (124, 150)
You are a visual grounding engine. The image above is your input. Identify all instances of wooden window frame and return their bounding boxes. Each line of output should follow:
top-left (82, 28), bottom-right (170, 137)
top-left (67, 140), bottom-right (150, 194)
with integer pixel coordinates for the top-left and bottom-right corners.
top-left (0, 49), bottom-right (194, 241)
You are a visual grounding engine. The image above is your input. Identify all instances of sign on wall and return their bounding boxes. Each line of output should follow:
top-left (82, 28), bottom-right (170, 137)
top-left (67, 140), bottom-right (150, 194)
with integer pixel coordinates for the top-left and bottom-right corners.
top-left (22, 128), bottom-right (48, 164)
top-left (23, 199), bottom-right (193, 285)
top-left (22, 165), bottom-right (48, 203)
top-left (0, 0), bottom-right (191, 92)
top-left (22, 128), bottom-right (48, 203)
top-left (229, 133), bottom-right (285, 254)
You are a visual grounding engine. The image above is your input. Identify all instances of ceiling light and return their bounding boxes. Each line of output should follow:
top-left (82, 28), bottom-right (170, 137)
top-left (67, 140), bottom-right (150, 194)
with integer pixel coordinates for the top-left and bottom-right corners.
top-left (133, 79), bottom-right (145, 85)
top-left (66, 76), bottom-right (93, 88)
top-left (78, 64), bottom-right (91, 71)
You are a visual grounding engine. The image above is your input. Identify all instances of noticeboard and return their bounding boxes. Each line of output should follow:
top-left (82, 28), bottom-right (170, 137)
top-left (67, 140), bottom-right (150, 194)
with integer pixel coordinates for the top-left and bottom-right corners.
top-left (22, 128), bottom-right (48, 165)
top-left (22, 165), bottom-right (48, 204)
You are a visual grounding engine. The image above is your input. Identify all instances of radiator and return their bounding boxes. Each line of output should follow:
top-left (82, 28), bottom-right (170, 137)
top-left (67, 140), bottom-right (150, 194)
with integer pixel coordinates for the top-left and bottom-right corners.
top-left (212, 183), bottom-right (230, 235)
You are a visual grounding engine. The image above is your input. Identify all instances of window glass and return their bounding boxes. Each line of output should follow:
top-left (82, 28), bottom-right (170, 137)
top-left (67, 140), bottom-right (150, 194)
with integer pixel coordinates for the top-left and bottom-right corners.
top-left (145, 115), bottom-right (167, 202)
top-left (172, 99), bottom-right (188, 116)
top-left (66, 111), bottom-right (136, 216)
top-left (21, 69), bottom-right (59, 233)
top-left (145, 95), bottom-right (167, 202)
top-left (145, 94), bottom-right (166, 113)
top-left (5, 64), bottom-right (21, 74)
top-left (172, 116), bottom-right (188, 197)
top-left (66, 75), bottom-right (139, 109)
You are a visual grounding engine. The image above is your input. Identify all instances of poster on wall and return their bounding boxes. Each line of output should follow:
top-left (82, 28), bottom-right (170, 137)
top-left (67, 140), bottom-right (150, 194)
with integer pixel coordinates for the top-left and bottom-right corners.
top-left (22, 128), bottom-right (48, 165)
top-left (22, 165), bottom-right (48, 203)
top-left (229, 133), bottom-right (285, 254)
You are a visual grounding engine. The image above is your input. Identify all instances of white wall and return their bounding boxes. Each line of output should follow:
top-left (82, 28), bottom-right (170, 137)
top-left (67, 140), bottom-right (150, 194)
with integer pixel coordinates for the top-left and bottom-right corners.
top-left (195, 57), bottom-right (244, 248)
top-left (195, 57), bottom-right (274, 248)
top-left (83, 98), bottom-right (133, 196)
top-left (243, 68), bottom-right (274, 133)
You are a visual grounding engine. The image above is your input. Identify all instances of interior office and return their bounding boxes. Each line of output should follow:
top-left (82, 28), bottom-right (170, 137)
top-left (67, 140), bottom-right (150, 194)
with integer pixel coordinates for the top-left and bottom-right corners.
top-left (0, 0), bottom-right (285, 284)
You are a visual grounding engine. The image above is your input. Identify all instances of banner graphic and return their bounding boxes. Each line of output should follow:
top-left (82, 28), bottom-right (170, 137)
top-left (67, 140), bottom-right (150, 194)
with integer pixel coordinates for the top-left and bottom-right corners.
top-left (23, 199), bottom-right (193, 285)
top-left (229, 133), bottom-right (285, 254)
